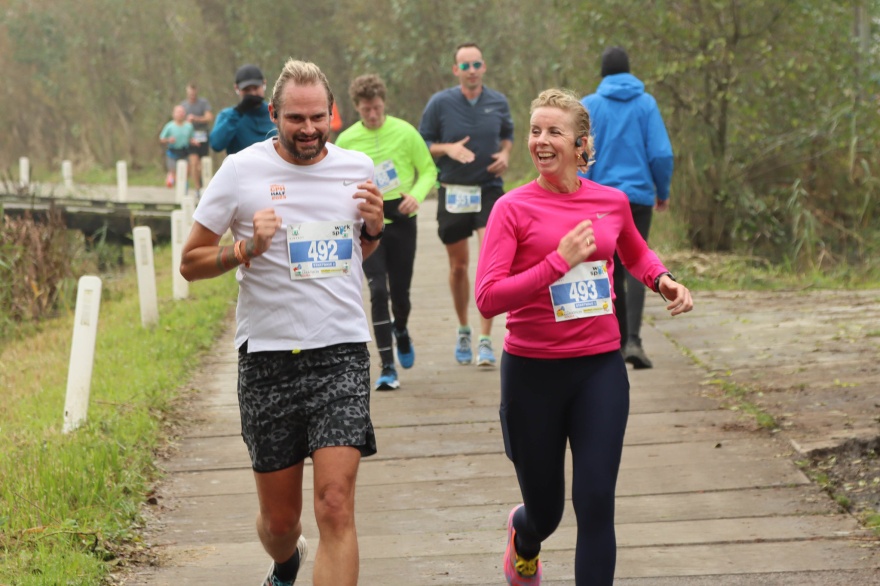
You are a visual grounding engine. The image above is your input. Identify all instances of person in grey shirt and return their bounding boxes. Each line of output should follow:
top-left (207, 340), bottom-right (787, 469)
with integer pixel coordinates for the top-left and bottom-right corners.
top-left (419, 42), bottom-right (514, 368)
top-left (181, 82), bottom-right (213, 194)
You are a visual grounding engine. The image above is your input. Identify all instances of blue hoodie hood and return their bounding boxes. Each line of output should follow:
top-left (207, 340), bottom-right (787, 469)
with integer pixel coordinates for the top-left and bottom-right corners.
top-left (579, 73), bottom-right (674, 205)
top-left (597, 73), bottom-right (644, 103)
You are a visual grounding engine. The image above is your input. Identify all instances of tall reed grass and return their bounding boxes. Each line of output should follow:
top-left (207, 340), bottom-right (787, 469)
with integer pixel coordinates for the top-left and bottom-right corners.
top-left (0, 207), bottom-right (94, 342)
top-left (0, 239), bottom-right (238, 584)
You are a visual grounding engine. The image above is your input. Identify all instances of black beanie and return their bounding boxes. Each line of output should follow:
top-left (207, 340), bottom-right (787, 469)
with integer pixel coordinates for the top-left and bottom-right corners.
top-left (601, 46), bottom-right (630, 77)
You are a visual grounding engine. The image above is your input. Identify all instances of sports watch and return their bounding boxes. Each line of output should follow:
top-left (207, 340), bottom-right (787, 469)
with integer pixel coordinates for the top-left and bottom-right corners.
top-left (654, 272), bottom-right (676, 301)
top-left (361, 223), bottom-right (385, 242)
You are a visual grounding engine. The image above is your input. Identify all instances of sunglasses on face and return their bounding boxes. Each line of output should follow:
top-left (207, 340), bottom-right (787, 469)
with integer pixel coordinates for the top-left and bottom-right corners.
top-left (457, 61), bottom-right (483, 71)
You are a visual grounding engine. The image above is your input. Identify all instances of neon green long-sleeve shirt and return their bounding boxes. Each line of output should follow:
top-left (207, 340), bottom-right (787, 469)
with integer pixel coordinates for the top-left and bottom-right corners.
top-left (336, 115), bottom-right (437, 208)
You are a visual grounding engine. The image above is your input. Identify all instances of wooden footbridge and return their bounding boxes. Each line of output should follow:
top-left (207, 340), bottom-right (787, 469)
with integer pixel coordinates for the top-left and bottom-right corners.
top-left (1, 181), bottom-right (187, 243)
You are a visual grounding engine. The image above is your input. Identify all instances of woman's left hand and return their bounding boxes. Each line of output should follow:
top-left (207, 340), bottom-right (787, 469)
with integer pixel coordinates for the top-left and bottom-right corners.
top-left (658, 275), bottom-right (693, 316)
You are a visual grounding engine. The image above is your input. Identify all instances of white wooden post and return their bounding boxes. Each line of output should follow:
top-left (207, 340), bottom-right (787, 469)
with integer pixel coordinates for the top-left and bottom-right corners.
top-left (132, 227), bottom-right (159, 328)
top-left (175, 159), bottom-right (188, 203)
top-left (171, 210), bottom-right (189, 300)
top-left (19, 157), bottom-right (29, 187)
top-left (116, 160), bottom-right (128, 202)
top-left (63, 276), bottom-right (102, 433)
top-left (62, 160), bottom-right (74, 191)
top-left (200, 155), bottom-right (213, 190)
top-left (181, 195), bottom-right (196, 236)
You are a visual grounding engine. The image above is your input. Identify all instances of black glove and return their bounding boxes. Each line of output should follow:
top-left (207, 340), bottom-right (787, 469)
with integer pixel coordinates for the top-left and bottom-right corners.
top-left (234, 93), bottom-right (264, 114)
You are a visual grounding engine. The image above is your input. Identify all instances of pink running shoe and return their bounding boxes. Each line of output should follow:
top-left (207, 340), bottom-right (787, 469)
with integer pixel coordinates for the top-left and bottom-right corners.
top-left (504, 505), bottom-right (542, 585)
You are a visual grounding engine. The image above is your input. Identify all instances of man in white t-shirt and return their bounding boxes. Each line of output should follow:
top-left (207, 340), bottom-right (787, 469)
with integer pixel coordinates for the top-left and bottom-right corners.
top-left (180, 59), bottom-right (385, 586)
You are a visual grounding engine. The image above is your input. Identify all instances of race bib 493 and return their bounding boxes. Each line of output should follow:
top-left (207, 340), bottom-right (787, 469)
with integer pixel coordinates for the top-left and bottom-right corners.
top-left (548, 261), bottom-right (613, 322)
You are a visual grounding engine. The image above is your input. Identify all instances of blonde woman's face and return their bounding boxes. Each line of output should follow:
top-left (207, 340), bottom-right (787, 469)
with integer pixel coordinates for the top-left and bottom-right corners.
top-left (528, 107), bottom-right (581, 178)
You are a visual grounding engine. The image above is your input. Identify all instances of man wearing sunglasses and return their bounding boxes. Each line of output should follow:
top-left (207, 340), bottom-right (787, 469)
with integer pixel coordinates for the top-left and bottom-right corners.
top-left (419, 42), bottom-right (514, 368)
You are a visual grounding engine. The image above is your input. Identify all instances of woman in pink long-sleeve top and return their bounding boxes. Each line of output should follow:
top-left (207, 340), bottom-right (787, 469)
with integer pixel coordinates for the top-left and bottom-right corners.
top-left (475, 88), bottom-right (693, 586)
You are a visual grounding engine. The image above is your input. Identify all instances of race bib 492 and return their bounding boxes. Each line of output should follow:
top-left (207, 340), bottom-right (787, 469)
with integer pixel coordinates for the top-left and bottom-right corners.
top-left (287, 221), bottom-right (354, 280)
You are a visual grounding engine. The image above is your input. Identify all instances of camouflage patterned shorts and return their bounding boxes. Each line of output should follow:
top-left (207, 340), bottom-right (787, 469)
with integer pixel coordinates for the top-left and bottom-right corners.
top-left (237, 342), bottom-right (377, 473)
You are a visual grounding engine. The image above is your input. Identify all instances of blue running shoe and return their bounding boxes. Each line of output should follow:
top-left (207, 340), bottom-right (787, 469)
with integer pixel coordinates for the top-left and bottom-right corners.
top-left (455, 328), bottom-right (473, 365)
top-left (477, 338), bottom-right (496, 367)
top-left (375, 364), bottom-right (400, 391)
top-left (394, 328), bottom-right (415, 369)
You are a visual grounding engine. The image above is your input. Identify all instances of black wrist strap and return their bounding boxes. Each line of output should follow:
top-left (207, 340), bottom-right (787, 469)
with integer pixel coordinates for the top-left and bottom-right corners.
top-left (654, 272), bottom-right (675, 302)
top-left (361, 223), bottom-right (385, 242)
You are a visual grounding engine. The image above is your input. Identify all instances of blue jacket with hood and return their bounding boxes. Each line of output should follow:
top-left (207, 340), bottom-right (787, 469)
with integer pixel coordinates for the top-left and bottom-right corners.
top-left (578, 73), bottom-right (673, 207)
top-left (209, 103), bottom-right (276, 155)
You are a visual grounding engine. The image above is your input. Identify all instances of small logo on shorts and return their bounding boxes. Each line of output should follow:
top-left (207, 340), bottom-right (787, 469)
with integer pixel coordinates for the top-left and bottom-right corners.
top-left (270, 184), bottom-right (286, 200)
top-left (343, 179), bottom-right (359, 186)
top-left (597, 212), bottom-right (609, 219)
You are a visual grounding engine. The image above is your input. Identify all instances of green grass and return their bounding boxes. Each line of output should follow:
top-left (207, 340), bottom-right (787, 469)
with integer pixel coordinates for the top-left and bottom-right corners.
top-left (21, 161), bottom-right (174, 188)
top-left (73, 164), bottom-right (167, 188)
top-left (707, 378), bottom-right (777, 430)
top-left (0, 243), bottom-right (238, 585)
top-left (662, 338), bottom-right (781, 432)
top-left (649, 211), bottom-right (880, 290)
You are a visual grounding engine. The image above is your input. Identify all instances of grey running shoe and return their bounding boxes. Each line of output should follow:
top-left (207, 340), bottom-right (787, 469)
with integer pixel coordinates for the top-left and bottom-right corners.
top-left (476, 338), bottom-right (497, 367)
top-left (623, 341), bottom-right (653, 369)
top-left (455, 329), bottom-right (473, 364)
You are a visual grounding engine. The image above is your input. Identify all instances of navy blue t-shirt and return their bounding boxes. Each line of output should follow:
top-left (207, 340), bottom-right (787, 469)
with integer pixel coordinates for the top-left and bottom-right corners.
top-left (419, 86), bottom-right (514, 188)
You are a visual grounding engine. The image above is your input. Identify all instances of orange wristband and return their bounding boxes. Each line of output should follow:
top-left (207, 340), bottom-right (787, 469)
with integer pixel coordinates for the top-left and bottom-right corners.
top-left (233, 240), bottom-right (251, 268)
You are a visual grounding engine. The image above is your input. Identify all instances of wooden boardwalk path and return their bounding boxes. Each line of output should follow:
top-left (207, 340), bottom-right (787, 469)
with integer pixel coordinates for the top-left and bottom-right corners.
top-left (127, 199), bottom-right (879, 585)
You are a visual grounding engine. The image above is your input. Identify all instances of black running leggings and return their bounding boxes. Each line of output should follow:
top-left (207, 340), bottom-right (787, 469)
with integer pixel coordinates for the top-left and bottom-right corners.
top-left (363, 214), bottom-right (417, 366)
top-left (613, 202), bottom-right (653, 347)
top-left (500, 350), bottom-right (630, 585)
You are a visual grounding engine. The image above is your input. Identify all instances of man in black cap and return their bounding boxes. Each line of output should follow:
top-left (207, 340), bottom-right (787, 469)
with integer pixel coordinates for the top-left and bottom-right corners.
top-left (579, 46), bottom-right (674, 369)
top-left (210, 63), bottom-right (277, 155)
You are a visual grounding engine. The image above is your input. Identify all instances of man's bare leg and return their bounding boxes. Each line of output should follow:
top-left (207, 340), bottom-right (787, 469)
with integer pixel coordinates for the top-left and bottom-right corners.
top-left (311, 446), bottom-right (361, 586)
top-left (254, 462), bottom-right (305, 562)
top-left (445, 238), bottom-right (471, 327)
top-left (476, 227), bottom-right (493, 337)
